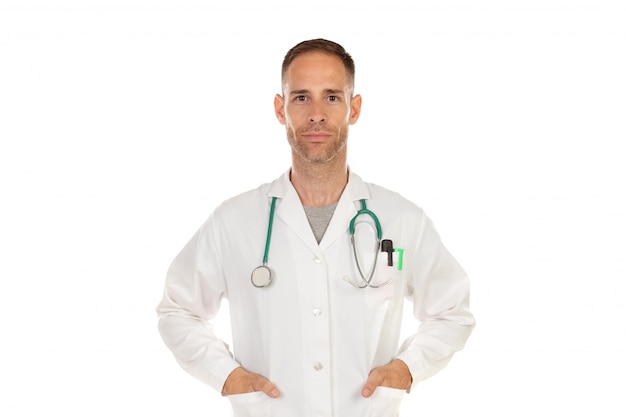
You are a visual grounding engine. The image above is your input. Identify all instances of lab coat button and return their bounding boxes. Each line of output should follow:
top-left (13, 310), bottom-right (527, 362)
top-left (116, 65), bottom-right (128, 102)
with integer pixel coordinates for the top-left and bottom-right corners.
top-left (313, 362), bottom-right (323, 371)
top-left (312, 308), bottom-right (321, 316)
top-left (313, 257), bottom-right (322, 263)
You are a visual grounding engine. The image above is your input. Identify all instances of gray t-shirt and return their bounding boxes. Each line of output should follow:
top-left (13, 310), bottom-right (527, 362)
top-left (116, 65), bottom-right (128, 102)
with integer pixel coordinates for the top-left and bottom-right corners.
top-left (303, 203), bottom-right (338, 244)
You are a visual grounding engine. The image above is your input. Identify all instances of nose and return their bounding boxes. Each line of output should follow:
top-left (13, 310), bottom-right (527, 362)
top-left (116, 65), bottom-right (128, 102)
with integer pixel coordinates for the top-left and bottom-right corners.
top-left (309, 102), bottom-right (326, 123)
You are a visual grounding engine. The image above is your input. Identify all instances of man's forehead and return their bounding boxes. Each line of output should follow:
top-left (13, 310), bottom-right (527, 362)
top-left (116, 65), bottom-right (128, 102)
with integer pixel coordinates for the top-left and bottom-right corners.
top-left (283, 52), bottom-right (351, 91)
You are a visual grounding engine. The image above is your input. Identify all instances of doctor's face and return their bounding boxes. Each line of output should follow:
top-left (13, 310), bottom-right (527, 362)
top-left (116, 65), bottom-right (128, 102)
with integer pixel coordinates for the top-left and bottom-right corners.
top-left (274, 52), bottom-right (362, 165)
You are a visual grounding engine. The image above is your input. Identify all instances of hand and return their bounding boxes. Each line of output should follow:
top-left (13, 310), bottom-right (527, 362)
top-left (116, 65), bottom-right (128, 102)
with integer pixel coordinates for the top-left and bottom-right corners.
top-left (361, 359), bottom-right (412, 398)
top-left (222, 367), bottom-right (280, 398)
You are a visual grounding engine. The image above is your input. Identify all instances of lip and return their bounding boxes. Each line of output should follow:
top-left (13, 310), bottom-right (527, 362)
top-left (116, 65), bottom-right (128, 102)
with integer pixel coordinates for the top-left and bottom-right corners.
top-left (302, 132), bottom-right (332, 141)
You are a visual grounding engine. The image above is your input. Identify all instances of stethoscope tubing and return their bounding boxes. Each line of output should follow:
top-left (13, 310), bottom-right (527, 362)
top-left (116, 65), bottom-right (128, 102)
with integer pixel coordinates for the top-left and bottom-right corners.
top-left (262, 196), bottom-right (278, 265)
top-left (254, 197), bottom-right (387, 289)
top-left (349, 200), bottom-right (382, 239)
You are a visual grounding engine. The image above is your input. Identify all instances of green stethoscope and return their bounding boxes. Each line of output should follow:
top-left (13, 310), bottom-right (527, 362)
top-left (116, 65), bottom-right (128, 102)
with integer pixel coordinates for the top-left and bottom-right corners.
top-left (251, 197), bottom-right (389, 288)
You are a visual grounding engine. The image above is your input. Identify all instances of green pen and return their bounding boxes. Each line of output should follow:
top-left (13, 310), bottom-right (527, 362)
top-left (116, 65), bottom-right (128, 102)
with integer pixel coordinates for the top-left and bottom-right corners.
top-left (393, 248), bottom-right (404, 271)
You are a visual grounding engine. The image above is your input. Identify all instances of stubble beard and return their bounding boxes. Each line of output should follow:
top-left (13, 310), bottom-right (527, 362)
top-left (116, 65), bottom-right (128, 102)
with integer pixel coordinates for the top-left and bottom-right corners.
top-left (286, 126), bottom-right (348, 164)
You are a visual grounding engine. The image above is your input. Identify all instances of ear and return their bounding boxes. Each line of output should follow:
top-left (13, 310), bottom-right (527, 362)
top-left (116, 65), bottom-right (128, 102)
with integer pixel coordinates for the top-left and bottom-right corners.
top-left (349, 94), bottom-right (362, 125)
top-left (274, 94), bottom-right (286, 125)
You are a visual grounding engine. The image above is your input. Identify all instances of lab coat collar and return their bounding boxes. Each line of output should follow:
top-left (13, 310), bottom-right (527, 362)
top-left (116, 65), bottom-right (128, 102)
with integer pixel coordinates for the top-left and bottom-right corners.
top-left (266, 168), bottom-right (370, 253)
top-left (266, 167), bottom-right (369, 201)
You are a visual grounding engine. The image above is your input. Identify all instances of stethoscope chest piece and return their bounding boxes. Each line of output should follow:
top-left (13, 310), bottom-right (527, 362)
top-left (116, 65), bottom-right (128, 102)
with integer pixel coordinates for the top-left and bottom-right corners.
top-left (251, 265), bottom-right (272, 288)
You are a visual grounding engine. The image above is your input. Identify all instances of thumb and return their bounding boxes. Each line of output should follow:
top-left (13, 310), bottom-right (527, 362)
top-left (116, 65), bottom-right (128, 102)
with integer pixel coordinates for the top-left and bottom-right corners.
top-left (361, 372), bottom-right (382, 398)
top-left (254, 375), bottom-right (281, 398)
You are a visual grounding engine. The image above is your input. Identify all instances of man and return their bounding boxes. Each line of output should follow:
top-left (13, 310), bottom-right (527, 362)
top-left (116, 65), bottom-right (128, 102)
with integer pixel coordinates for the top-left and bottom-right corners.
top-left (157, 38), bottom-right (474, 417)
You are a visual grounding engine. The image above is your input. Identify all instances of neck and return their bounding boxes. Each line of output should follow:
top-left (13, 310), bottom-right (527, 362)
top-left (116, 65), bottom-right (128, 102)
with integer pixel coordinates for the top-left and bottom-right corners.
top-left (290, 157), bottom-right (348, 207)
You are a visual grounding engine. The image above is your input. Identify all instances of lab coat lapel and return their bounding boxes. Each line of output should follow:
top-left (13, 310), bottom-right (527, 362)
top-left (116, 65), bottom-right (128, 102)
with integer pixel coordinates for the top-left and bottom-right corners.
top-left (317, 198), bottom-right (354, 251)
top-left (319, 171), bottom-right (370, 251)
top-left (267, 169), bottom-right (371, 254)
top-left (268, 171), bottom-right (320, 255)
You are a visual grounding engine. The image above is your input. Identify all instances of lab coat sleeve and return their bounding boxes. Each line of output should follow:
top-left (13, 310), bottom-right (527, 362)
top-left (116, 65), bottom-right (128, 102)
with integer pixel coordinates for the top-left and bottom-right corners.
top-left (395, 214), bottom-right (475, 388)
top-left (156, 217), bottom-right (241, 393)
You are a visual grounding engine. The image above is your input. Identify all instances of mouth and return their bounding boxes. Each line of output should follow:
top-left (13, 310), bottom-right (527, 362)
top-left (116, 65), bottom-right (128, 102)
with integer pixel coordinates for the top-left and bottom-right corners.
top-left (301, 132), bottom-right (332, 141)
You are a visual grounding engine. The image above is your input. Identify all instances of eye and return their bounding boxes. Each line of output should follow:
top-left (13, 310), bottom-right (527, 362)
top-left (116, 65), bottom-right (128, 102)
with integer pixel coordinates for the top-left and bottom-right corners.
top-left (327, 95), bottom-right (339, 102)
top-left (294, 95), bottom-right (308, 102)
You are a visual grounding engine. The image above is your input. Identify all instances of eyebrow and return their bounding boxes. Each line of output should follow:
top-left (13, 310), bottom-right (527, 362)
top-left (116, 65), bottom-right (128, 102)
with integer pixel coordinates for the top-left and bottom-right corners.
top-left (289, 88), bottom-right (344, 96)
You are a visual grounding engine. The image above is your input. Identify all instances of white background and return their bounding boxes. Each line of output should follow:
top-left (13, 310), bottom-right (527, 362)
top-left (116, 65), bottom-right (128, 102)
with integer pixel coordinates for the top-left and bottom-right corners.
top-left (1, 0), bottom-right (625, 415)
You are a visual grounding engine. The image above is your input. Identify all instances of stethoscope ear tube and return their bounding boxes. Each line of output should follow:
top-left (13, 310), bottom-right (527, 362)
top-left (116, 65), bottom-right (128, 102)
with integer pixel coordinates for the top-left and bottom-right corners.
top-left (350, 235), bottom-right (381, 288)
top-left (346, 199), bottom-right (391, 288)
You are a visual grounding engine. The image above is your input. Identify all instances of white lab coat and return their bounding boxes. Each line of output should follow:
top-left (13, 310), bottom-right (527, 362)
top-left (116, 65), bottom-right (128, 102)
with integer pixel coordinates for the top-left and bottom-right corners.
top-left (157, 170), bottom-right (475, 417)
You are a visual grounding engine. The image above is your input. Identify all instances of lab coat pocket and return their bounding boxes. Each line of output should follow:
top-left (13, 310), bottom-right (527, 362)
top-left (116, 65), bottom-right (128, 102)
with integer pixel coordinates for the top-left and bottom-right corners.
top-left (366, 386), bottom-right (405, 417)
top-left (364, 252), bottom-right (401, 310)
top-left (228, 391), bottom-right (271, 417)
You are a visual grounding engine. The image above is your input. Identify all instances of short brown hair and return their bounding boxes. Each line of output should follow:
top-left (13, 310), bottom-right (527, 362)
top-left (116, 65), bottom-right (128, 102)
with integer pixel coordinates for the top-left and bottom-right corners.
top-left (281, 38), bottom-right (356, 91)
